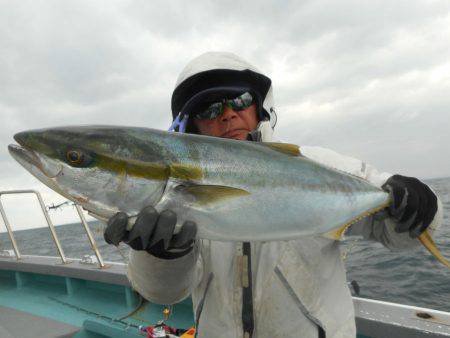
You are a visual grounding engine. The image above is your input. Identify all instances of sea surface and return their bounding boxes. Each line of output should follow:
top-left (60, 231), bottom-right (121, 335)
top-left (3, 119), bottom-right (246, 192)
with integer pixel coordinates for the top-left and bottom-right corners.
top-left (1, 177), bottom-right (449, 311)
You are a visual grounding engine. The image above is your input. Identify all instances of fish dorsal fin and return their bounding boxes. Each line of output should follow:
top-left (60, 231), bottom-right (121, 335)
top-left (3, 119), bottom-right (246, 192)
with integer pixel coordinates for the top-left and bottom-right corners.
top-left (262, 142), bottom-right (301, 156)
top-left (177, 184), bottom-right (250, 205)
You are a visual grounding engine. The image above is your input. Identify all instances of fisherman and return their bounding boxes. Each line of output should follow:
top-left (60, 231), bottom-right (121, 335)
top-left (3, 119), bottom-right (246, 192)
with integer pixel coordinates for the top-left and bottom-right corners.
top-left (104, 52), bottom-right (442, 338)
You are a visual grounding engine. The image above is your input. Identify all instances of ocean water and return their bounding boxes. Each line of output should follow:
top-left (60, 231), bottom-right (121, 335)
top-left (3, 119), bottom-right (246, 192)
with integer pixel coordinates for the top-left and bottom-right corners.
top-left (343, 177), bottom-right (450, 312)
top-left (1, 178), bottom-right (449, 311)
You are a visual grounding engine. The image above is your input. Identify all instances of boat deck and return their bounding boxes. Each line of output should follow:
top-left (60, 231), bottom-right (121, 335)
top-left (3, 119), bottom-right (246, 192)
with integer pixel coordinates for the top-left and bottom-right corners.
top-left (0, 306), bottom-right (79, 338)
top-left (0, 254), bottom-right (449, 337)
top-left (0, 255), bottom-right (194, 338)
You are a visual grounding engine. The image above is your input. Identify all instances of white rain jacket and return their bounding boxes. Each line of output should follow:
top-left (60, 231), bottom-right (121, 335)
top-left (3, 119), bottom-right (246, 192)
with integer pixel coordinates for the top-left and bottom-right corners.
top-left (127, 53), bottom-right (443, 338)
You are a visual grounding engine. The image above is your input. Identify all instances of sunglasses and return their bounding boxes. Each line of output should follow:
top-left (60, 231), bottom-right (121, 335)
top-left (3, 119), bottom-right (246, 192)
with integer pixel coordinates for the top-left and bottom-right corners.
top-left (193, 92), bottom-right (254, 120)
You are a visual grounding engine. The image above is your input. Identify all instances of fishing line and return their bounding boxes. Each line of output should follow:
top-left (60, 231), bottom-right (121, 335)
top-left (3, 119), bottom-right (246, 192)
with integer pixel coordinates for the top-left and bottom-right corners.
top-left (48, 296), bottom-right (142, 329)
top-left (115, 244), bottom-right (128, 262)
top-left (116, 293), bottom-right (146, 320)
top-left (341, 238), bottom-right (361, 261)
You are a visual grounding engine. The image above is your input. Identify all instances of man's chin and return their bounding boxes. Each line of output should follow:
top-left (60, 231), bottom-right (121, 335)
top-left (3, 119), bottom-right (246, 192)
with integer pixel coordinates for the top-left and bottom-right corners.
top-left (222, 129), bottom-right (249, 140)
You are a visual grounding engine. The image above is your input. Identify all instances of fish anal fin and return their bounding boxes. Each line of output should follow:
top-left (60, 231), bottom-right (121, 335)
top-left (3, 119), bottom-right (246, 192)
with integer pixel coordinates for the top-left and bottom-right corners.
top-left (418, 229), bottom-right (450, 269)
top-left (178, 185), bottom-right (250, 205)
top-left (263, 142), bottom-right (301, 156)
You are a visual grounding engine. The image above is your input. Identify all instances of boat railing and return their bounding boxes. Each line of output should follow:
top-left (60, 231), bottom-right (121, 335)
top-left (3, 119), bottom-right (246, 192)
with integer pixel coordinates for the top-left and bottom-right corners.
top-left (0, 189), bottom-right (106, 268)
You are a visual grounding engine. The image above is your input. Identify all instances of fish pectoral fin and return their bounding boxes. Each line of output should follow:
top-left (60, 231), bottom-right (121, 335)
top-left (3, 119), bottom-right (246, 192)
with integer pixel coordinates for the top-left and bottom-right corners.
top-left (262, 142), bottom-right (301, 156)
top-left (176, 184), bottom-right (250, 205)
top-left (419, 229), bottom-right (450, 269)
top-left (323, 224), bottom-right (350, 241)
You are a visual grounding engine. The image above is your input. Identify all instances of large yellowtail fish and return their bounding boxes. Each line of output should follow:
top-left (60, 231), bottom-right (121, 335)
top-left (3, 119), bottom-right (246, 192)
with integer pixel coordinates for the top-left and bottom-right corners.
top-left (8, 126), bottom-right (449, 268)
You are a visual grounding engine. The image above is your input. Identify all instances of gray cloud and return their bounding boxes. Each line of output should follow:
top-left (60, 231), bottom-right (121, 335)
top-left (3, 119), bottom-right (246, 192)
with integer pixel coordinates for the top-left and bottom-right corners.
top-left (0, 0), bottom-right (449, 229)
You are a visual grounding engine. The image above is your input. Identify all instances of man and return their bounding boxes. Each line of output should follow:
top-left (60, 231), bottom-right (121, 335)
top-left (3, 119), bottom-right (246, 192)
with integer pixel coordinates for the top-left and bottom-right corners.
top-left (104, 52), bottom-right (442, 338)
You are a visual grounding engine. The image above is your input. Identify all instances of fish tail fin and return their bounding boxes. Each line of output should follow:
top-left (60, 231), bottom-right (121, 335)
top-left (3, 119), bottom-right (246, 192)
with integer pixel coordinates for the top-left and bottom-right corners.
top-left (418, 229), bottom-right (450, 269)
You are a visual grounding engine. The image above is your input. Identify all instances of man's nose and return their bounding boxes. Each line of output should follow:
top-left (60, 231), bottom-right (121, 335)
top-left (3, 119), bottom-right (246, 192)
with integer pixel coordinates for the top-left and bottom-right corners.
top-left (220, 106), bottom-right (238, 122)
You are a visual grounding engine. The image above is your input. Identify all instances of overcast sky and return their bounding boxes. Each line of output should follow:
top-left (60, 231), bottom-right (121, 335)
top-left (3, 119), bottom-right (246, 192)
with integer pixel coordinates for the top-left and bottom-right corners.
top-left (1, 0), bottom-right (449, 232)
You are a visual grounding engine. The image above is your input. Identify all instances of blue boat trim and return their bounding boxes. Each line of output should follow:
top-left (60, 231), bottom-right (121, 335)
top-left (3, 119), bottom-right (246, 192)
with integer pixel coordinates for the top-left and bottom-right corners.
top-left (1, 255), bottom-right (450, 337)
top-left (0, 255), bottom-right (194, 338)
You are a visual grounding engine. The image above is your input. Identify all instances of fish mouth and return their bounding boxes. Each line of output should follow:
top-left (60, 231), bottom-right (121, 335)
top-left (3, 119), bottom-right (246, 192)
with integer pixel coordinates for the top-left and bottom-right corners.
top-left (8, 143), bottom-right (42, 169)
top-left (8, 143), bottom-right (63, 179)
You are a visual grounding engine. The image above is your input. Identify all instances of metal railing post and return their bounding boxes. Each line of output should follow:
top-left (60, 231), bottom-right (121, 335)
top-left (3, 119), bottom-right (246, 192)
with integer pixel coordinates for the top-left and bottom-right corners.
top-left (0, 190), bottom-right (68, 264)
top-left (75, 205), bottom-right (106, 268)
top-left (0, 199), bottom-right (21, 260)
top-left (34, 192), bottom-right (68, 264)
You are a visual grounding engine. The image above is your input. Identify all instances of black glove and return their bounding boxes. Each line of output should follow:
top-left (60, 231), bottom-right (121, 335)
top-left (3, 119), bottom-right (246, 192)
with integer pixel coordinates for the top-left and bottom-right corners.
top-left (382, 174), bottom-right (438, 238)
top-left (104, 206), bottom-right (197, 259)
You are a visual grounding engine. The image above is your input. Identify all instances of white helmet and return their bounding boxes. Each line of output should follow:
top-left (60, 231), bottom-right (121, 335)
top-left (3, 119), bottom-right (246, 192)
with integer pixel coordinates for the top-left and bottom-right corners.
top-left (171, 52), bottom-right (277, 134)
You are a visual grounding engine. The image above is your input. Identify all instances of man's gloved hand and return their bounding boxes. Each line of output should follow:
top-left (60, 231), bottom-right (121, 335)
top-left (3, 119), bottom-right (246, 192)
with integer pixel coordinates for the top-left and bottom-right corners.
top-left (382, 174), bottom-right (438, 238)
top-left (103, 206), bottom-right (197, 259)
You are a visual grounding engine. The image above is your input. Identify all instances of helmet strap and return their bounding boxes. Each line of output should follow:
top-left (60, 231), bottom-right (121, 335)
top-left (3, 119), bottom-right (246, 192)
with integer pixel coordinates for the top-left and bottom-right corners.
top-left (168, 113), bottom-right (189, 133)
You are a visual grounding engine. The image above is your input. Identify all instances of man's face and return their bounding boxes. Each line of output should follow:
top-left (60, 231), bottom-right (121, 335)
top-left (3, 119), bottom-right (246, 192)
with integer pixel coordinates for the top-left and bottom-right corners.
top-left (193, 104), bottom-right (259, 140)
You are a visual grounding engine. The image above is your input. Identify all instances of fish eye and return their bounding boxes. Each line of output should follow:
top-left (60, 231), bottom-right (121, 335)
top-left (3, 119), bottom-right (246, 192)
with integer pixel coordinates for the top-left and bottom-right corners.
top-left (65, 150), bottom-right (93, 167)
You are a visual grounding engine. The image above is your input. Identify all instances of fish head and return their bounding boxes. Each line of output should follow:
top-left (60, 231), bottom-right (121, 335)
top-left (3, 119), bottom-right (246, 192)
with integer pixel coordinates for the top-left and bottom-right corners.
top-left (9, 126), bottom-right (169, 219)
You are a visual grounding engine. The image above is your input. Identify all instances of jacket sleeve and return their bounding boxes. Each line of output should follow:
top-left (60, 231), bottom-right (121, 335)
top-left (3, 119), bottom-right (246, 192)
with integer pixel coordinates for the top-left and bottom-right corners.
top-left (127, 241), bottom-right (203, 304)
top-left (300, 146), bottom-right (443, 250)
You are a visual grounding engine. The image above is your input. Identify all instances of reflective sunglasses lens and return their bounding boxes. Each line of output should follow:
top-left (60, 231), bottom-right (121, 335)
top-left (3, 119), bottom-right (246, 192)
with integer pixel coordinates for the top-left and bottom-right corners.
top-left (194, 92), bottom-right (253, 120)
top-left (229, 92), bottom-right (253, 111)
top-left (195, 102), bottom-right (223, 120)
